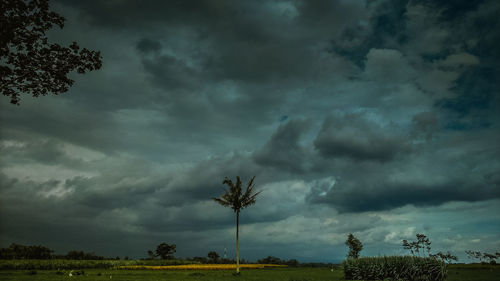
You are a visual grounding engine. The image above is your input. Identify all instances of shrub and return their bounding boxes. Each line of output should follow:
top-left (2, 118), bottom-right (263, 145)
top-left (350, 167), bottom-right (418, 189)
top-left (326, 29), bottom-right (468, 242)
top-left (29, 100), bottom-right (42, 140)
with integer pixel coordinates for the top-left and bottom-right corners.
top-left (342, 256), bottom-right (446, 281)
top-left (345, 233), bottom-right (363, 259)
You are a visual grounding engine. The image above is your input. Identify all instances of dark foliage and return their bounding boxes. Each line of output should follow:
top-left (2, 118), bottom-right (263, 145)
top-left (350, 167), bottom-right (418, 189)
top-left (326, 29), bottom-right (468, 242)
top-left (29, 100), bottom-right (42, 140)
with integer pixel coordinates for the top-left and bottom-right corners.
top-left (154, 243), bottom-right (176, 260)
top-left (0, 243), bottom-right (112, 260)
top-left (345, 233), bottom-right (363, 259)
top-left (257, 256), bottom-right (283, 264)
top-left (1, 0), bottom-right (102, 105)
top-left (207, 251), bottom-right (219, 262)
top-left (403, 234), bottom-right (459, 264)
top-left (402, 233), bottom-right (432, 257)
top-left (0, 243), bottom-right (53, 259)
top-left (64, 250), bottom-right (105, 260)
top-left (213, 176), bottom-right (261, 213)
top-left (256, 256), bottom-right (300, 267)
top-left (431, 251), bottom-right (458, 264)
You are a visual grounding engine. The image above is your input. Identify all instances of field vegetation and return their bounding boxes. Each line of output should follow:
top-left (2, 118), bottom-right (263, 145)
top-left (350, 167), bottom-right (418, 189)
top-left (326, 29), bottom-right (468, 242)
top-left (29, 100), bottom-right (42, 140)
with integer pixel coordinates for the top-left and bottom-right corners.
top-left (343, 256), bottom-right (446, 281)
top-left (1, 265), bottom-right (500, 281)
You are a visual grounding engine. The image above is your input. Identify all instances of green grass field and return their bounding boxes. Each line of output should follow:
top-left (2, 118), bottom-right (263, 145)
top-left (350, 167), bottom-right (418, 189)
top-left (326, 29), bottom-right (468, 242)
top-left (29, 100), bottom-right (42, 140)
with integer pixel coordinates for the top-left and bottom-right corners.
top-left (0, 265), bottom-right (498, 281)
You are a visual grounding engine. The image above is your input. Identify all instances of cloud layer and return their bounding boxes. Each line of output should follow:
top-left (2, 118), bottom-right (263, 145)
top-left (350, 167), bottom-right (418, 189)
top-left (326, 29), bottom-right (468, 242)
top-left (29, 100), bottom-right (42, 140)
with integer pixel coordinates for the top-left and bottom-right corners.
top-left (1, 0), bottom-right (499, 262)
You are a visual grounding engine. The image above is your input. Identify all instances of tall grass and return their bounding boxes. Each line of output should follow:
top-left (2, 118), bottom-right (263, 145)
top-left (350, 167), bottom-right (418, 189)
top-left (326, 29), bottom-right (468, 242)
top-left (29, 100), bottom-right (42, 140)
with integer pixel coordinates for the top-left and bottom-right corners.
top-left (0, 259), bottom-right (199, 270)
top-left (342, 256), bottom-right (446, 281)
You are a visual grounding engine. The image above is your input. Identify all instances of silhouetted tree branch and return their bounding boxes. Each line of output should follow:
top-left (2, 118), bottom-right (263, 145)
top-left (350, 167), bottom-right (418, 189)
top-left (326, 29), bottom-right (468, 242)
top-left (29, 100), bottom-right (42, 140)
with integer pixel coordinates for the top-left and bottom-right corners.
top-left (1, 0), bottom-right (102, 105)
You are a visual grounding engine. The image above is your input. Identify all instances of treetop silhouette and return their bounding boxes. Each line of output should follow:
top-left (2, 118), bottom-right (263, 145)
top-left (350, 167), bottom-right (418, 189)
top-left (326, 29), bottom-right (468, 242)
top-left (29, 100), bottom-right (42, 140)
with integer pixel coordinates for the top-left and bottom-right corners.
top-left (1, 0), bottom-right (102, 105)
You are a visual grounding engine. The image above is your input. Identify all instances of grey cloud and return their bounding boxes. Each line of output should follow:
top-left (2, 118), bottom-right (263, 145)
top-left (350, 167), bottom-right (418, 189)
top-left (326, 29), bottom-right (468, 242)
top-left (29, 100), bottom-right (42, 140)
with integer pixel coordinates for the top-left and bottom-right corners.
top-left (411, 111), bottom-right (439, 140)
top-left (160, 153), bottom-right (263, 207)
top-left (329, 0), bottom-right (408, 67)
top-left (363, 48), bottom-right (415, 82)
top-left (136, 38), bottom-right (162, 55)
top-left (314, 180), bottom-right (500, 213)
top-left (0, 99), bottom-right (122, 155)
top-left (59, 0), bottom-right (364, 85)
top-left (141, 54), bottom-right (199, 90)
top-left (403, 2), bottom-right (450, 56)
top-left (55, 0), bottom-right (232, 29)
top-left (1, 0), bottom-right (499, 262)
top-left (310, 128), bottom-right (500, 213)
top-left (0, 139), bottom-right (66, 166)
top-left (0, 172), bottom-right (18, 190)
top-left (314, 114), bottom-right (410, 162)
top-left (64, 175), bottom-right (165, 210)
top-left (253, 119), bottom-right (311, 173)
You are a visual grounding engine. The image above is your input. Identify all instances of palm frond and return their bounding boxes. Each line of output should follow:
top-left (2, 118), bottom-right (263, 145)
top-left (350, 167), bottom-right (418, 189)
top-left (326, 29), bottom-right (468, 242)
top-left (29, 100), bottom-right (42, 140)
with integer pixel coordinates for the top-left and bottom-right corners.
top-left (213, 197), bottom-right (231, 207)
top-left (215, 175), bottom-right (261, 212)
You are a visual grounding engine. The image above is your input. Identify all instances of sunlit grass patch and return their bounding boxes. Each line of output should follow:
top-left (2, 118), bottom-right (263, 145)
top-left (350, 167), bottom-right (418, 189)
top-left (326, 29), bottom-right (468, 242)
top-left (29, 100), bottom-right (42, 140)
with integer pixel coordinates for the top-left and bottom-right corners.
top-left (119, 264), bottom-right (287, 270)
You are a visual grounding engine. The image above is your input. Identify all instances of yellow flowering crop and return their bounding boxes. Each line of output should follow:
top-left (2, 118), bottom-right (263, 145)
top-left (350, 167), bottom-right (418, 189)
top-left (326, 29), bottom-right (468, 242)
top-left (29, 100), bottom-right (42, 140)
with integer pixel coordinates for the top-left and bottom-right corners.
top-left (119, 264), bottom-right (286, 270)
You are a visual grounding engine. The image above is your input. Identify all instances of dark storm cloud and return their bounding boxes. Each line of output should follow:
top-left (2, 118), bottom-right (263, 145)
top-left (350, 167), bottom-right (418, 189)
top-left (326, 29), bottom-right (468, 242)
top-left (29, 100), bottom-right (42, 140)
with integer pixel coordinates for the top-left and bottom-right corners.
top-left (0, 175), bottom-right (165, 257)
top-left (253, 119), bottom-right (311, 173)
top-left (314, 114), bottom-right (409, 162)
top-left (0, 172), bottom-right (18, 190)
top-left (140, 53), bottom-right (199, 90)
top-left (63, 175), bottom-right (164, 210)
top-left (55, 0), bottom-right (235, 29)
top-left (312, 178), bottom-right (500, 213)
top-left (0, 100), bottom-right (121, 155)
top-left (59, 0), bottom-right (365, 84)
top-left (158, 153), bottom-right (262, 207)
top-left (330, 0), bottom-right (408, 67)
top-left (411, 111), bottom-right (439, 140)
top-left (419, 0), bottom-right (500, 131)
top-left (0, 139), bottom-right (68, 166)
top-left (309, 126), bottom-right (500, 213)
top-left (0, 160), bottom-right (225, 249)
top-left (2, 0), bottom-right (500, 261)
top-left (136, 38), bottom-right (162, 55)
top-left (41, 0), bottom-right (366, 156)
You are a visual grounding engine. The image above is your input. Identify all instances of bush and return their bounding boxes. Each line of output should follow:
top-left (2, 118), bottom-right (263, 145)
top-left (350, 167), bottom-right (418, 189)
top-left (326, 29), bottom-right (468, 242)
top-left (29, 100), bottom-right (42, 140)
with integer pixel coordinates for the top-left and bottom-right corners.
top-left (342, 256), bottom-right (446, 281)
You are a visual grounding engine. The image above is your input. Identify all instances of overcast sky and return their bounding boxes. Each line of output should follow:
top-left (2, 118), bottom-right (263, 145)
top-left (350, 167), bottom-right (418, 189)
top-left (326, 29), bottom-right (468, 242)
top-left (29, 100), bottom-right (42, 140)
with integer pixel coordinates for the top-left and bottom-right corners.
top-left (1, 0), bottom-right (499, 263)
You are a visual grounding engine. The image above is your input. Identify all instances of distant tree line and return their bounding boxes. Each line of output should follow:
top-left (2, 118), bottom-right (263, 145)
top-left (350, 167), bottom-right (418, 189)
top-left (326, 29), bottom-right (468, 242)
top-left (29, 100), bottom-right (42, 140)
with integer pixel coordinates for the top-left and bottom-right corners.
top-left (0, 244), bottom-right (52, 259)
top-left (257, 256), bottom-right (300, 267)
top-left (0, 243), bottom-right (110, 260)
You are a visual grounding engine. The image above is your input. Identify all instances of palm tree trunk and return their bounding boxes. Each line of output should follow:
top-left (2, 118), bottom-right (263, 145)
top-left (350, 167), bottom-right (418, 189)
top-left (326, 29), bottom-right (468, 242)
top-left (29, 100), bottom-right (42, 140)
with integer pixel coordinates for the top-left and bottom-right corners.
top-left (236, 210), bottom-right (240, 274)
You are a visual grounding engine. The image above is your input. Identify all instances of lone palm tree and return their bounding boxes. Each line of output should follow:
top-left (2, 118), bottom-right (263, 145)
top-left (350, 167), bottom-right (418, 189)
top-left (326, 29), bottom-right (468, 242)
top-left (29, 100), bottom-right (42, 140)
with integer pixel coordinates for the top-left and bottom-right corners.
top-left (213, 176), bottom-right (261, 274)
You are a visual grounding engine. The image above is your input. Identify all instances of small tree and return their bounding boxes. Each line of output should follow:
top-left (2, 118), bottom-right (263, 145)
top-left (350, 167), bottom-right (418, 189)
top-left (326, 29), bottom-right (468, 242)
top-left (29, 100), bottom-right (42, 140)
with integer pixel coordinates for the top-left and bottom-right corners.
top-left (147, 250), bottom-right (155, 260)
top-left (345, 233), bottom-right (363, 259)
top-left (258, 256), bottom-right (282, 264)
top-left (208, 251), bottom-right (220, 263)
top-left (402, 233), bottom-right (431, 257)
top-left (155, 243), bottom-right (176, 260)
